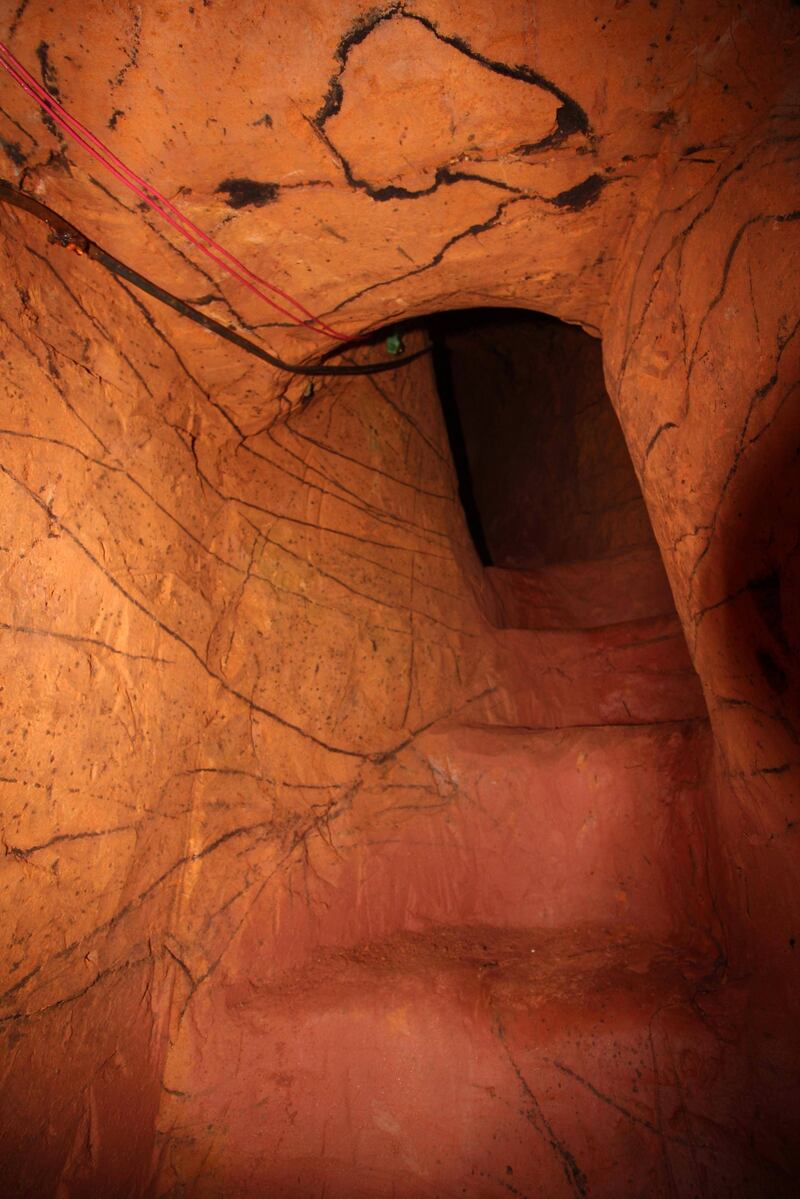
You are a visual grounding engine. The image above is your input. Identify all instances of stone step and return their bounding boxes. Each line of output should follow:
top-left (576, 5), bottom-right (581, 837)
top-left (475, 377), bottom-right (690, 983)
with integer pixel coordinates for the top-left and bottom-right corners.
top-left (234, 720), bottom-right (717, 987)
top-left (157, 925), bottom-right (772, 1198)
top-left (485, 546), bottom-right (675, 631)
top-left (478, 611), bottom-right (707, 731)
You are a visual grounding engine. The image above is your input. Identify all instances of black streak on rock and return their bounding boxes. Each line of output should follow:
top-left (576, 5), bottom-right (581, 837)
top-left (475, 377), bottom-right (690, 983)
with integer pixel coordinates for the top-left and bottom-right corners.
top-left (315, 5), bottom-right (396, 125)
top-left (216, 178), bottom-right (280, 209)
top-left (0, 137), bottom-right (26, 167)
top-left (550, 174), bottom-right (607, 211)
top-left (113, 10), bottom-right (141, 90)
top-left (35, 41), bottom-right (61, 99)
top-left (9, 0), bottom-right (30, 39)
top-left (45, 147), bottom-right (72, 176)
top-left (515, 102), bottom-right (589, 154)
top-left (315, 7), bottom-right (590, 141)
top-left (313, 8), bottom-right (591, 204)
top-left (33, 40), bottom-right (69, 149)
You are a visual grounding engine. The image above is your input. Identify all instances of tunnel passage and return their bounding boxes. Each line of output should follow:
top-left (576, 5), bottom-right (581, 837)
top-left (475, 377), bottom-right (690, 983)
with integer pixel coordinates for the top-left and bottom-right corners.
top-left (1, 2), bottom-right (798, 1195)
top-left (0, 214), bottom-right (772, 1199)
top-left (0, 264), bottom-right (733, 1197)
top-left (431, 307), bottom-right (677, 632)
top-left (141, 323), bottom-right (728, 1197)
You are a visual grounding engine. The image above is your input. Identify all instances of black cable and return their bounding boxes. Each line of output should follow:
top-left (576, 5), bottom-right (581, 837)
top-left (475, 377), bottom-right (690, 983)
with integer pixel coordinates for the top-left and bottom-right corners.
top-left (0, 179), bottom-right (429, 377)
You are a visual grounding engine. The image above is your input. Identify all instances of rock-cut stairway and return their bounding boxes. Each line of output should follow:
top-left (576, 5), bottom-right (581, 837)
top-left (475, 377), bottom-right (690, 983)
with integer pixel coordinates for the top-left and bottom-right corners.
top-left (154, 550), bottom-right (777, 1199)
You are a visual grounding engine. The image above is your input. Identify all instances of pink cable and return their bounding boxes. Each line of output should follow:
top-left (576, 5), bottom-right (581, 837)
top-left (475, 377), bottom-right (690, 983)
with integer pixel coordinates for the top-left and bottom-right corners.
top-left (0, 39), bottom-right (349, 340)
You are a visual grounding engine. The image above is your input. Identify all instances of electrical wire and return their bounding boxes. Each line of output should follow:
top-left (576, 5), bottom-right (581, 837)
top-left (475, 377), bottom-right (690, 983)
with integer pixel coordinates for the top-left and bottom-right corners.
top-left (0, 37), bottom-right (350, 340)
top-left (0, 179), bottom-right (429, 377)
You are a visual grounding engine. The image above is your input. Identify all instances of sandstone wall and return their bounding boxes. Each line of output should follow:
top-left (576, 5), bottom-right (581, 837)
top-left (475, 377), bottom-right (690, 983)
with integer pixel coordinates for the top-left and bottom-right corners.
top-left (0, 2), bottom-right (798, 1195)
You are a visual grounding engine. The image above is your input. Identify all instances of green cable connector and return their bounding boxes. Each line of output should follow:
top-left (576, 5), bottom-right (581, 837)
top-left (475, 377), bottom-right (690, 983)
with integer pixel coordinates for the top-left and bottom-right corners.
top-left (385, 330), bottom-right (404, 356)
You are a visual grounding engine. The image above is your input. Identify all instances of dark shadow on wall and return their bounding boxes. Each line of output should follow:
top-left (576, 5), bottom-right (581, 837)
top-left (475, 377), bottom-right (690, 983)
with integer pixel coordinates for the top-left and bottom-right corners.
top-left (431, 324), bottom-right (493, 565)
top-left (429, 308), bottom-right (660, 571)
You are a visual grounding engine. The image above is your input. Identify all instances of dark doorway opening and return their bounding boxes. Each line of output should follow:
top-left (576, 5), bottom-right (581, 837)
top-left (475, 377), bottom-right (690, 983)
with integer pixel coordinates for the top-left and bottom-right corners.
top-left (429, 308), bottom-right (675, 630)
top-left (430, 308), bottom-right (658, 571)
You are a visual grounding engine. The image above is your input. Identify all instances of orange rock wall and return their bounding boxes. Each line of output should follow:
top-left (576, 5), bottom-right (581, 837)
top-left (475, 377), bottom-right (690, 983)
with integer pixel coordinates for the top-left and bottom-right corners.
top-left (0, 1), bottom-right (798, 1195)
top-left (605, 100), bottom-right (800, 1156)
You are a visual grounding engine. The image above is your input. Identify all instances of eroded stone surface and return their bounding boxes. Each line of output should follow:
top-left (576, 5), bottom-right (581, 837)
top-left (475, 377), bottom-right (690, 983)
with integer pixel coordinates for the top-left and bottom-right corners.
top-left (0, 1), bottom-right (799, 1195)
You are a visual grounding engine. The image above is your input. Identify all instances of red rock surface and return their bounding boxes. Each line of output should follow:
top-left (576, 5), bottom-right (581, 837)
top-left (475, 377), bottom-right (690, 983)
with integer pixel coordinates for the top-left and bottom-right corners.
top-left (0, 2), bottom-right (798, 1196)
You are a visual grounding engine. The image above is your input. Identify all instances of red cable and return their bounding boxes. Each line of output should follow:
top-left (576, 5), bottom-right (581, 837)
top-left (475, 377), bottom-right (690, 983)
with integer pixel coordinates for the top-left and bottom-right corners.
top-left (0, 39), bottom-right (350, 341)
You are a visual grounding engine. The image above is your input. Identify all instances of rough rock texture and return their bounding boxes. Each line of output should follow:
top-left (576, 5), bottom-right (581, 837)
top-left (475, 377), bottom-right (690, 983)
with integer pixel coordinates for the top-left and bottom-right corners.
top-left (0, 2), bottom-right (798, 1196)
